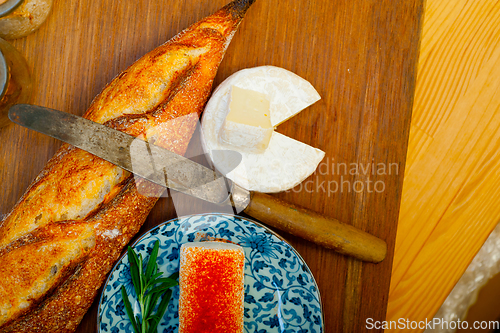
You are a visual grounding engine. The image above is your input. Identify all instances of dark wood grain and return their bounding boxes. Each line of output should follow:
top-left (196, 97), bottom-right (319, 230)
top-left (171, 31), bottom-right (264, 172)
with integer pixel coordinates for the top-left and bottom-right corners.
top-left (0, 0), bottom-right (424, 331)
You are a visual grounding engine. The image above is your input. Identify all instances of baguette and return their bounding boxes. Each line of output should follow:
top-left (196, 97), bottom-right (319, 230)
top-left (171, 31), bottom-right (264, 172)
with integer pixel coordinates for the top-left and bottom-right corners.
top-left (0, 1), bottom-right (255, 331)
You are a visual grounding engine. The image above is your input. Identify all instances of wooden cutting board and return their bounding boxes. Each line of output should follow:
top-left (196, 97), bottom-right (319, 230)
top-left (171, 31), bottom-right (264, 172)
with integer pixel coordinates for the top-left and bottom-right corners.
top-left (0, 0), bottom-right (424, 331)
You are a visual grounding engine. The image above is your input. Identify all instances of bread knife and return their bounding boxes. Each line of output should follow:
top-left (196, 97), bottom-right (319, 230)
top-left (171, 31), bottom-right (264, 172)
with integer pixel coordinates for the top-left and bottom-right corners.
top-left (9, 104), bottom-right (387, 263)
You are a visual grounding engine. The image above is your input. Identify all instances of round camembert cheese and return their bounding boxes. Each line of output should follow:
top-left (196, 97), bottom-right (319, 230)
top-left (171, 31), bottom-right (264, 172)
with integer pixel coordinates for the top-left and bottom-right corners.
top-left (201, 66), bottom-right (325, 193)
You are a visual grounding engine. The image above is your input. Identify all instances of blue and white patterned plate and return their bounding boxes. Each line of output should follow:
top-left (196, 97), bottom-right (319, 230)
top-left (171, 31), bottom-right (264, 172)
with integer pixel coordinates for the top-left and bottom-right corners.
top-left (98, 213), bottom-right (324, 333)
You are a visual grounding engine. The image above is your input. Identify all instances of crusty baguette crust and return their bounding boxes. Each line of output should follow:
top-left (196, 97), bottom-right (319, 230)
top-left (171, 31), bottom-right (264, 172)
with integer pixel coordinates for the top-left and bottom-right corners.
top-left (0, 1), bottom-right (254, 331)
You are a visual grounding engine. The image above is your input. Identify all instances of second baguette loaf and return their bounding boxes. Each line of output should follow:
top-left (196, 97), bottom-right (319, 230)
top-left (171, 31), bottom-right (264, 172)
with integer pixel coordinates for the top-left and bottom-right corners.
top-left (0, 0), bottom-right (255, 331)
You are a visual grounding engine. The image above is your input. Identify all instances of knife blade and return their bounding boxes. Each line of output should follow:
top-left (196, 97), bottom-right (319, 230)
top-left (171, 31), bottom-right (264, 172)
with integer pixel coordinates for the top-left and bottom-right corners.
top-left (9, 104), bottom-right (387, 263)
top-left (9, 104), bottom-right (239, 205)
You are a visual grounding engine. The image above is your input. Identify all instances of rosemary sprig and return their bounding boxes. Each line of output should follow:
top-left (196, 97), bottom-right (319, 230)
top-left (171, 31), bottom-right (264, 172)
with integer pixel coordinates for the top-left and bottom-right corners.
top-left (120, 240), bottom-right (178, 333)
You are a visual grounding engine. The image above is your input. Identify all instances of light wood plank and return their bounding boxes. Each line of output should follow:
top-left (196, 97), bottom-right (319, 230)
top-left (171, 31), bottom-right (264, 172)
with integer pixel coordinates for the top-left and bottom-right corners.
top-left (388, 0), bottom-right (500, 328)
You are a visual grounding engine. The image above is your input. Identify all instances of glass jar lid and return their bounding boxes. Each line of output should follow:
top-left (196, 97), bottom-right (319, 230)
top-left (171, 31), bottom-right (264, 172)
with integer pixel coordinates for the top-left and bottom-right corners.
top-left (0, 48), bottom-right (7, 100)
top-left (0, 0), bottom-right (23, 18)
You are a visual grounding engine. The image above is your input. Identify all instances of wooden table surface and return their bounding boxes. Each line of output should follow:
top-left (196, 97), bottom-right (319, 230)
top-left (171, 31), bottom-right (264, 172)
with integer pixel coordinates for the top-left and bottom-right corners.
top-left (387, 0), bottom-right (500, 328)
top-left (0, 0), bottom-right (424, 332)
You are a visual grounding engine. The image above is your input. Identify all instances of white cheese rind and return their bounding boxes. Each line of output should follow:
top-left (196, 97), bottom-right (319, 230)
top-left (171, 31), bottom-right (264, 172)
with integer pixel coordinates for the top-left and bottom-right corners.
top-left (219, 120), bottom-right (273, 153)
top-left (201, 66), bottom-right (325, 193)
top-left (210, 66), bottom-right (321, 127)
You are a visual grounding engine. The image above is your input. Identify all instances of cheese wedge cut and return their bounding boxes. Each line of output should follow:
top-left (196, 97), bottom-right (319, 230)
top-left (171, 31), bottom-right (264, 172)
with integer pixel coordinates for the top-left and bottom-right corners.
top-left (201, 66), bottom-right (325, 193)
top-left (219, 86), bottom-right (273, 153)
top-left (178, 241), bottom-right (245, 333)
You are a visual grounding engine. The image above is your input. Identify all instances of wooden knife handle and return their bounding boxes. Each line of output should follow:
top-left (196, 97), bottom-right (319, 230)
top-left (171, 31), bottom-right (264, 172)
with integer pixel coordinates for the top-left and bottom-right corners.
top-left (243, 191), bottom-right (387, 263)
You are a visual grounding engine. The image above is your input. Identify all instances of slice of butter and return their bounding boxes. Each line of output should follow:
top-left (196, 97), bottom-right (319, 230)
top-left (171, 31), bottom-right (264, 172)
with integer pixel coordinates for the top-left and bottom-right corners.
top-left (218, 86), bottom-right (273, 154)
